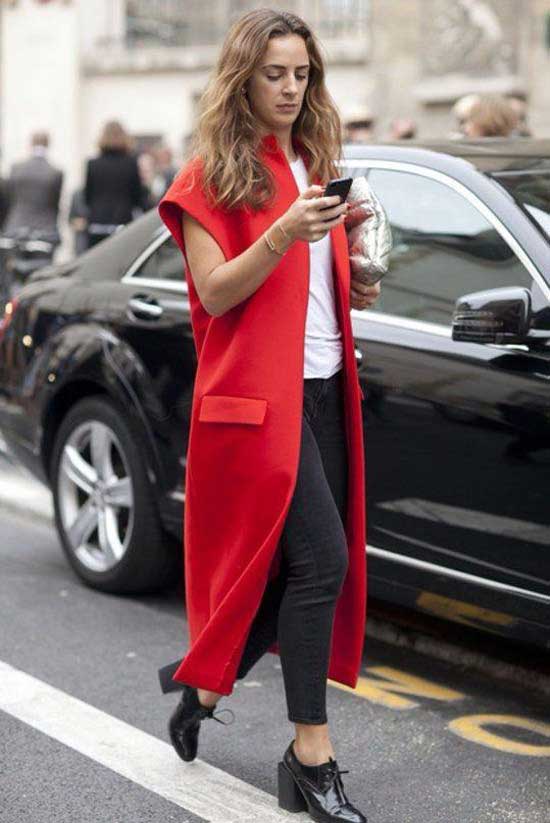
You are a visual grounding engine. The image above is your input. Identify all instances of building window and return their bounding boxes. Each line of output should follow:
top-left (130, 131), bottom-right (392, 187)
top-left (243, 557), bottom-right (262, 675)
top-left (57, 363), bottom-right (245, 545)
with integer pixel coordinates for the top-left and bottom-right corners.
top-left (126, 0), bottom-right (225, 47)
top-left (125, 0), bottom-right (370, 49)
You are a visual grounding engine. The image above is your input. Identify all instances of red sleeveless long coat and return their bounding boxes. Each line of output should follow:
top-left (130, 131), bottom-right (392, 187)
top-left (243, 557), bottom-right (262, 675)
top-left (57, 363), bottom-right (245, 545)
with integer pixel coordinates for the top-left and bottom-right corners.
top-left (158, 133), bottom-right (367, 695)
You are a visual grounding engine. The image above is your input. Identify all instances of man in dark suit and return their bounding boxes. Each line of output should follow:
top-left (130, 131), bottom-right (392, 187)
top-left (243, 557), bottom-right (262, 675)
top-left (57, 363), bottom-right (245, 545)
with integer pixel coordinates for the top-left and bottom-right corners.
top-left (3, 130), bottom-right (63, 250)
top-left (0, 177), bottom-right (9, 230)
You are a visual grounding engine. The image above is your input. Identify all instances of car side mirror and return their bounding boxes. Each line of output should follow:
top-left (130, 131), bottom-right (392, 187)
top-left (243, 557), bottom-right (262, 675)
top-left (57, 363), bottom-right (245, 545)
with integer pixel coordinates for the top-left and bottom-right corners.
top-left (452, 286), bottom-right (531, 345)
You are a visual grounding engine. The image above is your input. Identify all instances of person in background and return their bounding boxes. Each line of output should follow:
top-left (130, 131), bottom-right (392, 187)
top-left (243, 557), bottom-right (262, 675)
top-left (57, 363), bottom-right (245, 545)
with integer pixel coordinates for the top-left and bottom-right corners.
top-left (343, 105), bottom-right (376, 143)
top-left (389, 117), bottom-right (417, 140)
top-left (68, 187), bottom-right (89, 256)
top-left (150, 143), bottom-right (177, 202)
top-left (0, 170), bottom-right (11, 307)
top-left (2, 130), bottom-right (63, 252)
top-left (84, 120), bottom-right (148, 248)
top-left (0, 175), bottom-right (10, 230)
top-left (181, 132), bottom-right (195, 162)
top-left (461, 94), bottom-right (519, 138)
top-left (507, 95), bottom-right (532, 137)
top-left (450, 93), bottom-right (481, 138)
top-left (137, 150), bottom-right (156, 211)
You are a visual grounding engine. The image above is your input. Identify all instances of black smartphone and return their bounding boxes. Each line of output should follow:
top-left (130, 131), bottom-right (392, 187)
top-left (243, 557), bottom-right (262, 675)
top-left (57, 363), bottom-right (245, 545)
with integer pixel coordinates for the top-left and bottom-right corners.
top-left (320, 177), bottom-right (353, 210)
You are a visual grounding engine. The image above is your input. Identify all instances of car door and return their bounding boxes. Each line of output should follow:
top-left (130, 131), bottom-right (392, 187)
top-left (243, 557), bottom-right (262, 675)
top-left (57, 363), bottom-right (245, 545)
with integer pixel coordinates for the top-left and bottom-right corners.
top-left (343, 161), bottom-right (550, 632)
top-left (118, 230), bottom-right (195, 528)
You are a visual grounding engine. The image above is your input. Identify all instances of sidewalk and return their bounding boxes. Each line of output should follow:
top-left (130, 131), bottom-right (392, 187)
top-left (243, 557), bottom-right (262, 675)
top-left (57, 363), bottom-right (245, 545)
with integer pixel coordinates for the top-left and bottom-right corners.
top-left (0, 435), bottom-right (53, 522)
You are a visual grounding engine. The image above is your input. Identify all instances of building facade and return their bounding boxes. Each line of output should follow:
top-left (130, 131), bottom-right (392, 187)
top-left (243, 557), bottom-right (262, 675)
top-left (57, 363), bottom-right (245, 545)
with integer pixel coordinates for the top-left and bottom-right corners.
top-left (1, 0), bottom-right (549, 255)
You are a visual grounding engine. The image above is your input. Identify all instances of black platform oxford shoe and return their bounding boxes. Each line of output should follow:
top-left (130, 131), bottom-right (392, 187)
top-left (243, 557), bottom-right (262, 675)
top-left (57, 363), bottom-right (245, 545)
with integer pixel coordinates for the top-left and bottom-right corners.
top-left (277, 739), bottom-right (367, 823)
top-left (167, 684), bottom-right (235, 763)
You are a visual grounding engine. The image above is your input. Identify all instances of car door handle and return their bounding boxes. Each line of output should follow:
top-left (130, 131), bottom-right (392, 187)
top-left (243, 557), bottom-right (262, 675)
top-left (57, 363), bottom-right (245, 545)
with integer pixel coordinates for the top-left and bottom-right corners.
top-left (354, 347), bottom-right (363, 362)
top-left (128, 296), bottom-right (164, 320)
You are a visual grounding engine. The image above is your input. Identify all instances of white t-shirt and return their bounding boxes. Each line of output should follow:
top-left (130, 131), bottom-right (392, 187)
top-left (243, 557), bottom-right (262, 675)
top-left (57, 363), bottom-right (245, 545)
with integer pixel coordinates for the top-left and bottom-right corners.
top-left (289, 155), bottom-right (344, 379)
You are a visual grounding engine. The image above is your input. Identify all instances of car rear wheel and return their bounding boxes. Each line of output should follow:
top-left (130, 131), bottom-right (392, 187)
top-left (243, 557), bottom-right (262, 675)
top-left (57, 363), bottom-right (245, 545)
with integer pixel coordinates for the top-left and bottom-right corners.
top-left (50, 395), bottom-right (180, 593)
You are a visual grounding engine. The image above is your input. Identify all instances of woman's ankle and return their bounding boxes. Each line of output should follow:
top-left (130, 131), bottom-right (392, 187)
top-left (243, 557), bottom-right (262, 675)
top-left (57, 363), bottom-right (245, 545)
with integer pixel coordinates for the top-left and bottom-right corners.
top-left (293, 725), bottom-right (335, 765)
top-left (197, 687), bottom-right (223, 708)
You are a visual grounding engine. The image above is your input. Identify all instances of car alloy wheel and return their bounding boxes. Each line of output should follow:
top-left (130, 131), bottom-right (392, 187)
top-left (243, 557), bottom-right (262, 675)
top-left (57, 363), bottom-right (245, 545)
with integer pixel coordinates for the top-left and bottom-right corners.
top-left (50, 395), bottom-right (180, 593)
top-left (57, 419), bottom-right (134, 573)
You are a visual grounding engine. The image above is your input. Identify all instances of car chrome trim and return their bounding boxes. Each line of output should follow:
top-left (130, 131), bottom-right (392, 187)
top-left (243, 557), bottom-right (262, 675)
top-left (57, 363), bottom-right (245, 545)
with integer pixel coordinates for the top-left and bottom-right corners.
top-left (366, 543), bottom-right (550, 605)
top-left (342, 159), bottom-right (550, 303)
top-left (125, 276), bottom-right (188, 294)
top-left (351, 309), bottom-right (451, 337)
top-left (121, 228), bottom-right (188, 294)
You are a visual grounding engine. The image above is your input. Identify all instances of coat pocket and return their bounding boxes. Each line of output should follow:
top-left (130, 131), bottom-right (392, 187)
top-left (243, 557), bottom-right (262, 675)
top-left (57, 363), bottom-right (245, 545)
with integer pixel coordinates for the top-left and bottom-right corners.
top-left (198, 394), bottom-right (268, 425)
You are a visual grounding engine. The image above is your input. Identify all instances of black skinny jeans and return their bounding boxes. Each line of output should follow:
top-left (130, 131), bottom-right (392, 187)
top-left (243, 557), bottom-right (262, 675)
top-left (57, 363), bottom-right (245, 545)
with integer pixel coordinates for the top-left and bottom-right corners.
top-left (236, 367), bottom-right (349, 724)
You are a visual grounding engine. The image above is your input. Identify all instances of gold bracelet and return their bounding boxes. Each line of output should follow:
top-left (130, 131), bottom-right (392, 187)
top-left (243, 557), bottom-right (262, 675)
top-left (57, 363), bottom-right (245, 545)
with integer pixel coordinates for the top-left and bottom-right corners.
top-left (275, 221), bottom-right (292, 243)
top-left (263, 229), bottom-right (285, 256)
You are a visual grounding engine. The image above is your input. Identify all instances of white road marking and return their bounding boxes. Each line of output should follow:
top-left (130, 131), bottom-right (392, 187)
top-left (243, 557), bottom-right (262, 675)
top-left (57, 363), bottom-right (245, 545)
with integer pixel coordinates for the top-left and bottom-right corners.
top-left (0, 660), bottom-right (305, 822)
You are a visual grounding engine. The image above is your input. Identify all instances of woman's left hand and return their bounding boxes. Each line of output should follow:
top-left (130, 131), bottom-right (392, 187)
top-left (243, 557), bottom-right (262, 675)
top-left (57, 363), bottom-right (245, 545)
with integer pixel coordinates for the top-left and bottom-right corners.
top-left (350, 278), bottom-right (381, 310)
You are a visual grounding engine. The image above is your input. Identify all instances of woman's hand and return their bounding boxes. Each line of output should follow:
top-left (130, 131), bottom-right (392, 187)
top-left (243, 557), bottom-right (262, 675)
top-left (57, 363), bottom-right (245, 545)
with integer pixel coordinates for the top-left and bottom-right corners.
top-left (350, 278), bottom-right (381, 311)
top-left (276, 185), bottom-right (349, 244)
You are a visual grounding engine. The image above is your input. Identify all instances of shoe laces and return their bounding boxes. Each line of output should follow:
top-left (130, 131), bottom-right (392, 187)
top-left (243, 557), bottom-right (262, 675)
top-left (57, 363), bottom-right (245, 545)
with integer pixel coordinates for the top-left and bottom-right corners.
top-left (200, 705), bottom-right (236, 725)
top-left (320, 758), bottom-right (349, 791)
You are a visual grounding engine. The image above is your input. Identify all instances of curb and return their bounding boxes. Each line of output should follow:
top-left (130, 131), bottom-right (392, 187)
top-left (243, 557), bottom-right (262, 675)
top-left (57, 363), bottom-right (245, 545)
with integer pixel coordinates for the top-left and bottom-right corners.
top-left (366, 614), bottom-right (550, 699)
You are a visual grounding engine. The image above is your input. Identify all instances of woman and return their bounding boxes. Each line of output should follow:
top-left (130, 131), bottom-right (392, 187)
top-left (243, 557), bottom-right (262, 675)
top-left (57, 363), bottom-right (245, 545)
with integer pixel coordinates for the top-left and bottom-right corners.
top-left (84, 120), bottom-right (148, 247)
top-left (158, 9), bottom-right (380, 822)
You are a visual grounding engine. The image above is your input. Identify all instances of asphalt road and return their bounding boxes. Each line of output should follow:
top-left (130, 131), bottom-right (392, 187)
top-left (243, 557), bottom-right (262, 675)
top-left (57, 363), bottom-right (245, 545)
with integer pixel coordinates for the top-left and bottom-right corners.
top-left (1, 506), bottom-right (549, 823)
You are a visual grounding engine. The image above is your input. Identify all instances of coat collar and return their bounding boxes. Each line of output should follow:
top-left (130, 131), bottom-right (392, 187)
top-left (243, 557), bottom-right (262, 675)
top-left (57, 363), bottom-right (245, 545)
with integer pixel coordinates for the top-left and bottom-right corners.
top-left (260, 132), bottom-right (310, 170)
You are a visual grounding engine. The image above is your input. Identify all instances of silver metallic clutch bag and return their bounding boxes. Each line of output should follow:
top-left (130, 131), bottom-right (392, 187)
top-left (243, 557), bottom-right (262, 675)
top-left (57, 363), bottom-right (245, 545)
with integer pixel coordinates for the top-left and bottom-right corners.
top-left (344, 176), bottom-right (392, 286)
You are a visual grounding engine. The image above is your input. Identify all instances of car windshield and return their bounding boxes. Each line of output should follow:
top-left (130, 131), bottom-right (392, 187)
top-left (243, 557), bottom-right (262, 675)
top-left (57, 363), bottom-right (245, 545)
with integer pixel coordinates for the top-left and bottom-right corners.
top-left (491, 162), bottom-right (550, 243)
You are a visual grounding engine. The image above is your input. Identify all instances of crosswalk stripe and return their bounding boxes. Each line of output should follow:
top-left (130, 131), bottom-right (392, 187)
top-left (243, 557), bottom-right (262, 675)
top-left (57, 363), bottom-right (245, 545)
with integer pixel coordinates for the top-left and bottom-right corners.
top-left (0, 660), bottom-right (304, 822)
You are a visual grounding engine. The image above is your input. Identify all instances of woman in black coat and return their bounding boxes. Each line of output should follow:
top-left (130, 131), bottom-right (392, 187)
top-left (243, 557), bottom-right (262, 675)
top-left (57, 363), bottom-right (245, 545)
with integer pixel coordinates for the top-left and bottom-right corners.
top-left (84, 120), bottom-right (150, 247)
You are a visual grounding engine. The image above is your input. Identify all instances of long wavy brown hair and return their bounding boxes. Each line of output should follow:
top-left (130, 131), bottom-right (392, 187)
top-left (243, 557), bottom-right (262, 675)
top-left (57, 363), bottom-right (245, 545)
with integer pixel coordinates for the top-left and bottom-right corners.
top-left (189, 8), bottom-right (342, 211)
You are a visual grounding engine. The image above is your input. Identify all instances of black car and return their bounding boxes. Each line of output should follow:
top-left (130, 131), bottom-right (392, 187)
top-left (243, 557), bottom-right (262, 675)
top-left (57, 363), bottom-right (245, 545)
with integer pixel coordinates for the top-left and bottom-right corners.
top-left (1, 139), bottom-right (549, 650)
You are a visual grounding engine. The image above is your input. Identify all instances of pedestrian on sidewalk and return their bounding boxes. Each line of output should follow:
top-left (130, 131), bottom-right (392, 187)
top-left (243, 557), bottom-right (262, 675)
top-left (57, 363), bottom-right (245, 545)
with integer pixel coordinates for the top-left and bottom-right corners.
top-left (2, 130), bottom-right (63, 252)
top-left (83, 120), bottom-right (147, 248)
top-left (158, 9), bottom-right (380, 822)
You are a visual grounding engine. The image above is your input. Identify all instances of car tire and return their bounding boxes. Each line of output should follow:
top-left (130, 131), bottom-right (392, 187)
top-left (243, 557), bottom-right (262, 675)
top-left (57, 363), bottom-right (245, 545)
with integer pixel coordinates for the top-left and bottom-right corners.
top-left (50, 395), bottom-right (181, 594)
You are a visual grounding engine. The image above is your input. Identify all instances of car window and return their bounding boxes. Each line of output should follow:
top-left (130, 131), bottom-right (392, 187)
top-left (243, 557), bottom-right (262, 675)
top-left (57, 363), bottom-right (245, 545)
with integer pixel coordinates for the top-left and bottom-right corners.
top-left (346, 167), bottom-right (533, 326)
top-left (133, 235), bottom-right (184, 282)
top-left (492, 166), bottom-right (550, 243)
